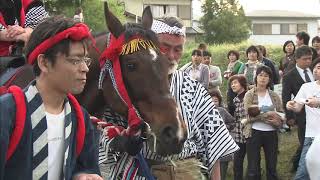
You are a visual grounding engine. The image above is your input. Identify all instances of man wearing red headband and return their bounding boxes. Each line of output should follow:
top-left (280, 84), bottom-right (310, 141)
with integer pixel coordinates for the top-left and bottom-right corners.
top-left (0, 0), bottom-right (48, 56)
top-left (0, 17), bottom-right (102, 180)
top-left (100, 17), bottom-right (239, 180)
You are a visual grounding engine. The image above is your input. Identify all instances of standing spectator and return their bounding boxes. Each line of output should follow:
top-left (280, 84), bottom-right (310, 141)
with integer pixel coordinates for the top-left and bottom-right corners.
top-left (224, 50), bottom-right (243, 79)
top-left (185, 49), bottom-right (210, 89)
top-left (311, 36), bottom-right (320, 58)
top-left (229, 75), bottom-right (248, 180)
top-left (286, 58), bottom-right (320, 180)
top-left (179, 43), bottom-right (207, 71)
top-left (243, 66), bottom-right (284, 180)
top-left (226, 50), bottom-right (243, 116)
top-left (0, 0), bottom-right (48, 56)
top-left (209, 90), bottom-right (236, 180)
top-left (256, 45), bottom-right (280, 85)
top-left (279, 40), bottom-right (296, 76)
top-left (282, 45), bottom-right (314, 172)
top-left (296, 31), bottom-right (310, 47)
top-left (202, 50), bottom-right (222, 92)
top-left (296, 31), bottom-right (317, 60)
top-left (73, 7), bottom-right (84, 23)
top-left (198, 43), bottom-right (208, 52)
top-left (239, 45), bottom-right (263, 88)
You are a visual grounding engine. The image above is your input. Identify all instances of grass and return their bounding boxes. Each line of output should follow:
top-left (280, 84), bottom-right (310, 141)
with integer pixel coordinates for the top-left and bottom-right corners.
top-left (223, 127), bottom-right (299, 180)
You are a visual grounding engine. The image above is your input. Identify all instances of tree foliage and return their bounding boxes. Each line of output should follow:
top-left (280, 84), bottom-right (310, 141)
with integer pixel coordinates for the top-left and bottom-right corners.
top-left (200, 0), bottom-right (251, 44)
top-left (43, 0), bottom-right (125, 33)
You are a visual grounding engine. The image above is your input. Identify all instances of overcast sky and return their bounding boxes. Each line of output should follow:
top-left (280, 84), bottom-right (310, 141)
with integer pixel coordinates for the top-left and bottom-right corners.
top-left (193, 0), bottom-right (320, 19)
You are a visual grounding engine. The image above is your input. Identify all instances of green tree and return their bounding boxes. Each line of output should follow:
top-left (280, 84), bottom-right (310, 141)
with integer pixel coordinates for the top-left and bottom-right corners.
top-left (201, 0), bottom-right (251, 44)
top-left (44, 0), bottom-right (125, 33)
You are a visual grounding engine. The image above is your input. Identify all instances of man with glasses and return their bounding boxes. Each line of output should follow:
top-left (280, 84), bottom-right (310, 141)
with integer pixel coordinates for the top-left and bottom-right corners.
top-left (0, 17), bottom-right (101, 180)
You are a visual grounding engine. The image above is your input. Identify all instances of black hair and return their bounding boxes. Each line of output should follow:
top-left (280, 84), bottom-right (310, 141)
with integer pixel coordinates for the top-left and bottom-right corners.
top-left (296, 31), bottom-right (310, 45)
top-left (254, 65), bottom-right (273, 88)
top-left (282, 40), bottom-right (295, 54)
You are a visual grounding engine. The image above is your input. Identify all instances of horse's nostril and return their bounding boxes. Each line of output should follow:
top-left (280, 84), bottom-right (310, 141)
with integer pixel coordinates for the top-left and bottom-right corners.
top-left (161, 126), bottom-right (177, 142)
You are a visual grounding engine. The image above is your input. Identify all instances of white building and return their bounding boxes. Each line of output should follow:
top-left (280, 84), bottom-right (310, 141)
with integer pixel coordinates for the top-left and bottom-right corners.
top-left (246, 10), bottom-right (320, 45)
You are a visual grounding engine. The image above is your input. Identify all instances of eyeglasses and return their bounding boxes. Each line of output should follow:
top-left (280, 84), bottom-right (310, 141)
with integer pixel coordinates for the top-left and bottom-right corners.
top-left (65, 56), bottom-right (92, 67)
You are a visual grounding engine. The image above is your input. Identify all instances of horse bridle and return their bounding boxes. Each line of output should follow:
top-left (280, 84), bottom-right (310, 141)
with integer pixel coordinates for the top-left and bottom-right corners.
top-left (98, 32), bottom-right (153, 142)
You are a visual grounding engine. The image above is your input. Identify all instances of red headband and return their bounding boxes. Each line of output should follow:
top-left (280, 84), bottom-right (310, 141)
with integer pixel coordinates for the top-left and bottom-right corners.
top-left (27, 23), bottom-right (94, 65)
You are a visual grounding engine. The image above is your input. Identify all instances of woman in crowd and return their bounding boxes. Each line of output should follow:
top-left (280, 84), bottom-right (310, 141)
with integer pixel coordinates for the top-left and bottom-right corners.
top-left (224, 50), bottom-right (243, 79)
top-left (226, 50), bottom-right (243, 116)
top-left (229, 74), bottom-right (248, 180)
top-left (202, 50), bottom-right (222, 92)
top-left (239, 45), bottom-right (264, 89)
top-left (208, 89), bottom-right (235, 180)
top-left (243, 66), bottom-right (284, 180)
top-left (279, 40), bottom-right (296, 76)
top-left (185, 49), bottom-right (209, 89)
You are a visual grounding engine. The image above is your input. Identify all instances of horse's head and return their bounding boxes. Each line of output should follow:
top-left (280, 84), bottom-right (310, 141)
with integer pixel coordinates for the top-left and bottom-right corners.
top-left (100, 2), bottom-right (187, 155)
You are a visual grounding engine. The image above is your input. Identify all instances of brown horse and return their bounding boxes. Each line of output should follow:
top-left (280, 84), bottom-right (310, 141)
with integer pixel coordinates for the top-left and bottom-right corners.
top-left (1, 2), bottom-right (187, 156)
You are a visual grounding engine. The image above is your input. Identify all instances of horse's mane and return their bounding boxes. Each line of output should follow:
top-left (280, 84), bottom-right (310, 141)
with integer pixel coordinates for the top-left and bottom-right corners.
top-left (123, 23), bottom-right (160, 47)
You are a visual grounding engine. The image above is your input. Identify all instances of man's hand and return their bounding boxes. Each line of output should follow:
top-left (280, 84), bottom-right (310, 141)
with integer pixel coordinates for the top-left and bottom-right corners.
top-left (6, 25), bottom-right (25, 38)
top-left (73, 173), bottom-right (103, 180)
top-left (306, 97), bottom-right (320, 108)
top-left (286, 100), bottom-right (303, 112)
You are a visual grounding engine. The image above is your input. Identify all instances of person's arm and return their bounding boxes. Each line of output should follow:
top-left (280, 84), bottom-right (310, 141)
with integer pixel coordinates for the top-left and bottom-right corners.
top-left (218, 107), bottom-right (236, 131)
top-left (73, 109), bottom-right (102, 178)
top-left (201, 65), bottom-right (209, 89)
top-left (286, 100), bottom-right (304, 113)
top-left (209, 67), bottom-right (222, 87)
top-left (282, 74), bottom-right (295, 122)
top-left (237, 63), bottom-right (245, 74)
top-left (210, 160), bottom-right (221, 180)
top-left (0, 95), bottom-right (16, 180)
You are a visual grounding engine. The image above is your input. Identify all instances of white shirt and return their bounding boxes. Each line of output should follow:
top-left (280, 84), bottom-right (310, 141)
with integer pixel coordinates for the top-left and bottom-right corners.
top-left (306, 136), bottom-right (320, 180)
top-left (46, 109), bottom-right (65, 180)
top-left (294, 81), bottom-right (320, 137)
top-left (296, 65), bottom-right (314, 82)
top-left (252, 91), bottom-right (276, 131)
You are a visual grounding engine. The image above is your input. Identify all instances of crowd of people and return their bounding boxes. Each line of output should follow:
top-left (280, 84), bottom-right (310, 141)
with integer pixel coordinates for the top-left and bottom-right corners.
top-left (1, 1), bottom-right (320, 180)
top-left (180, 31), bottom-right (320, 180)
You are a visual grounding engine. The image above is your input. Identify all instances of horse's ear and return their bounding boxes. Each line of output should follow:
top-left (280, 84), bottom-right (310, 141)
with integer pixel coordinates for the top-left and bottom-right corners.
top-left (142, 6), bottom-right (153, 30)
top-left (104, 2), bottom-right (124, 38)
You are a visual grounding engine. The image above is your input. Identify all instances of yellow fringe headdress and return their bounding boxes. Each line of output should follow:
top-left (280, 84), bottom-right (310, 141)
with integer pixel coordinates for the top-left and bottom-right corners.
top-left (120, 38), bottom-right (158, 55)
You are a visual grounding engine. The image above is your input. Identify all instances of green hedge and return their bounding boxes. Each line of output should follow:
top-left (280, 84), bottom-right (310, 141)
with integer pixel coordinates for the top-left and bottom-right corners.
top-left (179, 41), bottom-right (283, 98)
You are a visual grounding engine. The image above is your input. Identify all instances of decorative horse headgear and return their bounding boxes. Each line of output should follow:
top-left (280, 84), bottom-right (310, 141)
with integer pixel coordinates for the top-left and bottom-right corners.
top-left (99, 33), bottom-right (157, 138)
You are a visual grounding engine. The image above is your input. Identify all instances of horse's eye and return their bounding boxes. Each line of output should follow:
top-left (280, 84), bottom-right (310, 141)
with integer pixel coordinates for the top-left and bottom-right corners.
top-left (126, 63), bottom-right (136, 71)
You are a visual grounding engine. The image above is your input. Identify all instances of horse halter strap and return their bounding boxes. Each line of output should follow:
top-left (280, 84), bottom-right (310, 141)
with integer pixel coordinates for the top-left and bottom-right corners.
top-left (27, 23), bottom-right (97, 65)
top-left (99, 33), bottom-right (156, 138)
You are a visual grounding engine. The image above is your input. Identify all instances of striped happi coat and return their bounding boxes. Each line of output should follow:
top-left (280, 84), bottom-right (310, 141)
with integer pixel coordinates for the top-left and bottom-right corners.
top-left (0, 81), bottom-right (100, 180)
top-left (99, 70), bottom-right (239, 179)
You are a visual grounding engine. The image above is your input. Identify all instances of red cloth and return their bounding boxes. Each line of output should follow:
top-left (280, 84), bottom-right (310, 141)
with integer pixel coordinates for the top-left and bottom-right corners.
top-left (99, 34), bottom-right (142, 138)
top-left (27, 23), bottom-right (93, 64)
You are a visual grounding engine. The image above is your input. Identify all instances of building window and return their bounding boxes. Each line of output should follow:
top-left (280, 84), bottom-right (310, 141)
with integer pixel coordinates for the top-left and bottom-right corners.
top-left (297, 24), bottom-right (308, 32)
top-left (252, 24), bottom-right (272, 35)
top-left (145, 5), bottom-right (177, 18)
top-left (281, 23), bottom-right (308, 35)
top-left (178, 5), bottom-right (191, 20)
